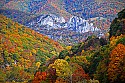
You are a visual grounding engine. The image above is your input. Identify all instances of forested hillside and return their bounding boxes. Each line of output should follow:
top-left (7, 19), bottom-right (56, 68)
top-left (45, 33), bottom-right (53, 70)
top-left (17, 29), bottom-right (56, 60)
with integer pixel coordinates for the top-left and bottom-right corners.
top-left (0, 9), bottom-right (125, 83)
top-left (32, 9), bottom-right (125, 83)
top-left (1, 0), bottom-right (125, 45)
top-left (0, 15), bottom-right (63, 82)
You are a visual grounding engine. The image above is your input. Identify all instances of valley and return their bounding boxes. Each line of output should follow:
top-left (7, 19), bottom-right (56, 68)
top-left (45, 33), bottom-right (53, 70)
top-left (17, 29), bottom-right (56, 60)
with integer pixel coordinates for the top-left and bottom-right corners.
top-left (0, 0), bottom-right (125, 83)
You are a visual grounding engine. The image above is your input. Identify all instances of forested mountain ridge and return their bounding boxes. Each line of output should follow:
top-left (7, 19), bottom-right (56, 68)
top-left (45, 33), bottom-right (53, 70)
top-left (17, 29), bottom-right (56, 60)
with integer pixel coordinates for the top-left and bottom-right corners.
top-left (0, 5), bottom-right (125, 83)
top-left (0, 14), bottom-right (63, 82)
top-left (1, 0), bottom-right (125, 45)
top-left (109, 9), bottom-right (125, 38)
top-left (32, 9), bottom-right (125, 83)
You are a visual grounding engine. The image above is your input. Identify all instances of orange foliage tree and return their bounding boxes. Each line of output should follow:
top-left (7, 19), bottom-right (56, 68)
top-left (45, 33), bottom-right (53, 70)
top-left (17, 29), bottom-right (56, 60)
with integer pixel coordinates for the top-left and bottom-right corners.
top-left (55, 78), bottom-right (67, 83)
top-left (108, 44), bottom-right (125, 82)
top-left (72, 63), bottom-right (90, 83)
top-left (32, 71), bottom-right (47, 83)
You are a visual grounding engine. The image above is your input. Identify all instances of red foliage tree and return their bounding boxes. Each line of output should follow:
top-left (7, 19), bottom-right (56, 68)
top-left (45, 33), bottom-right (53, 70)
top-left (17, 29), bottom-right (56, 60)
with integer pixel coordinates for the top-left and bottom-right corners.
top-left (32, 71), bottom-right (47, 83)
top-left (72, 64), bottom-right (90, 83)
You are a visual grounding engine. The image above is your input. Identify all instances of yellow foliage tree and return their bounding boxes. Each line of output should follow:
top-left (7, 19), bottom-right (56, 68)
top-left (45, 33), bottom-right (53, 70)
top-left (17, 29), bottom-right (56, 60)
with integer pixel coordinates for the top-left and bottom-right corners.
top-left (65, 46), bottom-right (72, 51)
top-left (36, 62), bottom-right (41, 69)
top-left (29, 52), bottom-right (33, 56)
top-left (51, 51), bottom-right (57, 56)
top-left (110, 34), bottom-right (124, 48)
top-left (71, 56), bottom-right (89, 65)
top-left (32, 49), bottom-right (36, 54)
top-left (81, 50), bottom-right (85, 55)
top-left (49, 59), bottom-right (72, 77)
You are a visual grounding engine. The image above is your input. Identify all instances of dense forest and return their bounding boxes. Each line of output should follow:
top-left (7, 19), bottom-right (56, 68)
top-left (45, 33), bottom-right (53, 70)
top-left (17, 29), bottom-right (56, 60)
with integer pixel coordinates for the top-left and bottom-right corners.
top-left (0, 15), bottom-right (63, 82)
top-left (0, 9), bottom-right (125, 83)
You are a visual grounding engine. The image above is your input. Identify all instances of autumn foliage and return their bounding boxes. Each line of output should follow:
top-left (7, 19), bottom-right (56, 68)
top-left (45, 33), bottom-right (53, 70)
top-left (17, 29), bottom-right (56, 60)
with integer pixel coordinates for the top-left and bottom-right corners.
top-left (0, 15), bottom-right (63, 82)
top-left (108, 44), bottom-right (125, 82)
top-left (32, 71), bottom-right (47, 83)
top-left (47, 67), bottom-right (58, 83)
top-left (72, 64), bottom-right (90, 83)
top-left (0, 9), bottom-right (125, 83)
